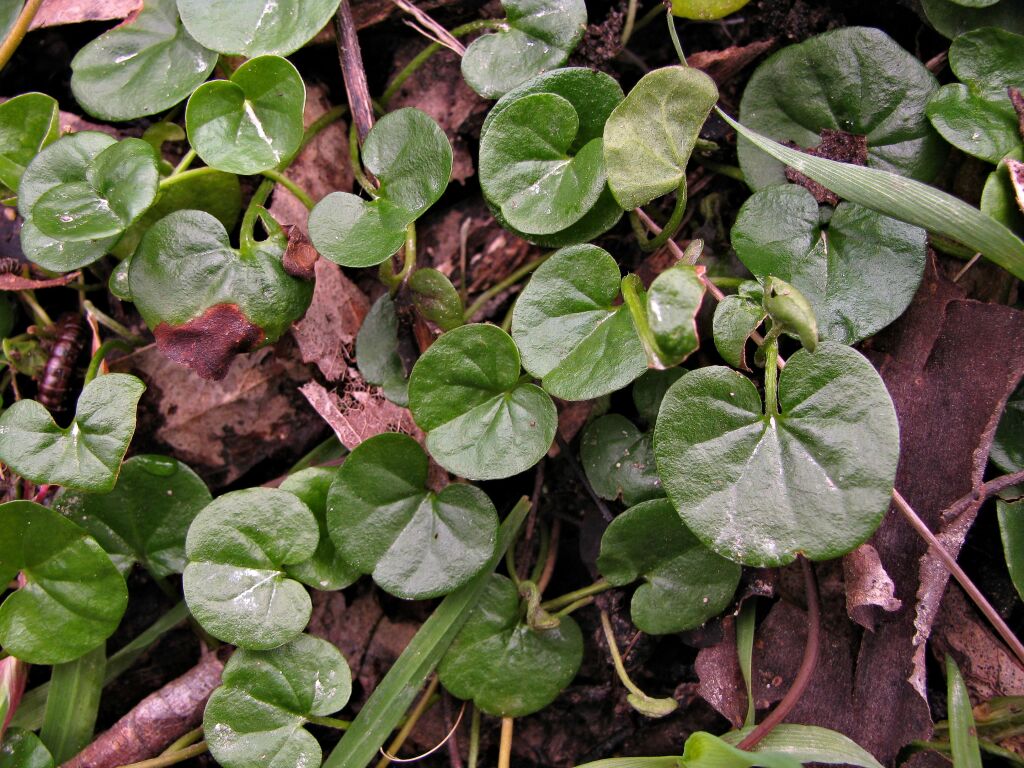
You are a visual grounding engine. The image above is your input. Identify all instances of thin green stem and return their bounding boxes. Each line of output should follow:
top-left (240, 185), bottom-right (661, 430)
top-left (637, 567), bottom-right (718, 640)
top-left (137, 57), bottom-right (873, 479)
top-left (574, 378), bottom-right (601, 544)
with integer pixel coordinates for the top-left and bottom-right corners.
top-left (465, 253), bottom-right (552, 321)
top-left (170, 149), bottom-right (196, 177)
top-left (600, 610), bottom-right (647, 700)
top-left (240, 178), bottom-right (276, 254)
top-left (541, 579), bottom-right (612, 612)
top-left (308, 715), bottom-right (352, 729)
top-left (629, 3), bottom-right (665, 37)
top-left (159, 166), bottom-right (220, 192)
top-left (694, 157), bottom-right (746, 182)
top-left (160, 727), bottom-right (203, 755)
top-left (84, 339), bottom-right (133, 385)
top-left (262, 169), bottom-right (315, 210)
top-left (467, 705), bottom-right (480, 768)
top-left (500, 297), bottom-right (517, 333)
top-left (83, 300), bottom-right (145, 344)
top-left (763, 334), bottom-right (780, 419)
top-left (666, 10), bottom-right (687, 66)
top-left (349, 121), bottom-right (378, 197)
top-left (395, 223), bottom-right (417, 287)
top-left (620, 274), bottom-right (665, 368)
top-left (621, 0), bottom-right (640, 45)
top-left (631, 183), bottom-right (687, 252)
top-left (708, 275), bottom-right (746, 290)
top-left (115, 742), bottom-right (207, 768)
top-left (0, 0), bottom-right (46, 72)
top-left (505, 540), bottom-right (522, 590)
top-left (299, 105), bottom-right (347, 153)
top-left (19, 290), bottom-right (52, 328)
top-left (528, 522), bottom-right (551, 585)
top-left (552, 595), bottom-right (594, 617)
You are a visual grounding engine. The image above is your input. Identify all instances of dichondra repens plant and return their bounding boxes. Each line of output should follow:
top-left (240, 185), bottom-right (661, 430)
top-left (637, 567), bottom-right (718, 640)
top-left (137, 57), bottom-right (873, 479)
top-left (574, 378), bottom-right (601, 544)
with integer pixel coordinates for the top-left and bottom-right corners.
top-left (0, 1), bottom-right (1023, 767)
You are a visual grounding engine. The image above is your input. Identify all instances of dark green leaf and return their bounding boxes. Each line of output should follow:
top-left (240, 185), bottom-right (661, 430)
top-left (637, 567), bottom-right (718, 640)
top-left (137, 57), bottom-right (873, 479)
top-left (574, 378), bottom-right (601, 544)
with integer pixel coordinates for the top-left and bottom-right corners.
top-left (632, 369), bottom-right (687, 426)
top-left (921, 0), bottom-right (1024, 38)
top-left (409, 268), bottom-right (464, 331)
top-left (39, 645), bottom-right (105, 763)
top-left (0, 501), bottom-right (127, 664)
top-left (737, 27), bottom-right (944, 190)
top-left (204, 634), bottom-right (351, 768)
top-left (647, 264), bottom-right (705, 365)
top-left (946, 655), bottom-right (983, 768)
top-left (576, 759), bottom-right (681, 768)
top-left (713, 292), bottom-right (764, 371)
top-left (992, 382), bottom-right (1024, 472)
top-left (178, 0), bottom-right (342, 57)
top-left (512, 244), bottom-right (647, 400)
top-left (580, 415), bottom-right (663, 506)
top-left (597, 499), bottom-right (741, 634)
top-left (719, 725), bottom-right (883, 768)
top-left (70, 0), bottom-right (217, 122)
top-left (653, 343), bottom-right (899, 566)
top-left (604, 66), bottom-right (719, 210)
top-left (356, 294), bottom-right (409, 406)
top-left (408, 323), bottom-right (557, 480)
top-left (0, 93), bottom-right (60, 193)
top-left (998, 499), bottom-right (1024, 601)
top-left (309, 108), bottom-right (452, 267)
top-left (56, 455), bottom-right (212, 579)
top-left (981, 157), bottom-right (1024, 234)
top-left (438, 573), bottom-right (583, 717)
top-left (183, 488), bottom-right (318, 649)
top-left (461, 0), bottom-right (587, 99)
top-left (0, 373), bottom-right (145, 493)
top-left (0, 728), bottom-right (53, 768)
top-left (326, 433), bottom-right (498, 599)
top-left (281, 467), bottom-right (359, 592)
top-left (186, 55), bottom-right (305, 175)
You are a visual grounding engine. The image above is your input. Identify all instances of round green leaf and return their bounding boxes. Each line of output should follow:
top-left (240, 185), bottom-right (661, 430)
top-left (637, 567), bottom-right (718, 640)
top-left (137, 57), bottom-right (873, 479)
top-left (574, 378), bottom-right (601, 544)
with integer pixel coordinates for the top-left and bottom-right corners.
top-left (356, 294), bottom-right (409, 406)
top-left (581, 414), bottom-right (663, 506)
top-left (604, 66), bottom-right (719, 210)
top-left (409, 323), bottom-right (557, 480)
top-left (732, 185), bottom-right (926, 345)
top-left (0, 373), bottom-right (145, 493)
top-left (0, 93), bottom-right (60, 193)
top-left (921, 0), bottom-right (1024, 38)
top-left (55, 455), bottom-right (212, 580)
top-left (326, 433), bottom-right (497, 599)
top-left (178, 0), bottom-right (341, 57)
top-left (0, 728), bottom-right (54, 768)
top-left (461, 0), bottom-right (587, 99)
top-left (712, 289), bottom-right (765, 371)
top-left (738, 27), bottom-right (945, 190)
top-left (184, 488), bottom-right (318, 649)
top-left (70, 0), bottom-right (217, 122)
top-left (204, 633), bottom-right (351, 768)
top-left (653, 343), bottom-right (899, 566)
top-left (647, 264), bottom-right (705, 365)
top-left (186, 55), bottom-right (305, 175)
top-left (992, 382), bottom-right (1024, 473)
top-left (280, 468), bottom-right (360, 592)
top-left (0, 501), bottom-right (127, 664)
top-left (926, 28), bottom-right (1024, 164)
top-left (409, 268), bottom-right (464, 331)
top-left (512, 244), bottom-right (647, 400)
top-left (438, 573), bottom-right (582, 717)
top-left (309, 108), bottom-right (453, 267)
top-left (597, 498), bottom-right (741, 634)
top-left (32, 139), bottom-right (159, 242)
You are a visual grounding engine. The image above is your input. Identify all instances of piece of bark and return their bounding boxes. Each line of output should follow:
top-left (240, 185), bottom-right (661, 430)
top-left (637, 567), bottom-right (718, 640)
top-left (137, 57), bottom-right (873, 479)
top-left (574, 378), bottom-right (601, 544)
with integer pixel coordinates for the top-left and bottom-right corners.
top-left (843, 543), bottom-right (901, 630)
top-left (63, 651), bottom-right (224, 768)
top-left (688, 39), bottom-right (776, 85)
top-left (299, 378), bottom-right (421, 451)
top-left (30, 0), bottom-right (140, 29)
top-left (694, 614), bottom-right (746, 727)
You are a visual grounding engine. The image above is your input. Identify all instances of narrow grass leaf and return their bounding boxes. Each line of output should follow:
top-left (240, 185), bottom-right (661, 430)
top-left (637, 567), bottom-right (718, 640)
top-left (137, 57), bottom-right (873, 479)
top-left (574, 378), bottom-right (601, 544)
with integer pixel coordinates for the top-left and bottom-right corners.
top-left (39, 645), bottom-right (105, 763)
top-left (946, 655), bottom-right (983, 768)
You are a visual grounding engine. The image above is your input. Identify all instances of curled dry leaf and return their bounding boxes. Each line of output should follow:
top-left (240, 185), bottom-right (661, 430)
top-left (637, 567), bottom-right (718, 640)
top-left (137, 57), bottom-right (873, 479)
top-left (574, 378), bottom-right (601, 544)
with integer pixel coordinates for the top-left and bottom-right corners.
top-left (30, 0), bottom-right (141, 29)
top-left (842, 543), bottom-right (901, 631)
top-left (153, 303), bottom-right (264, 381)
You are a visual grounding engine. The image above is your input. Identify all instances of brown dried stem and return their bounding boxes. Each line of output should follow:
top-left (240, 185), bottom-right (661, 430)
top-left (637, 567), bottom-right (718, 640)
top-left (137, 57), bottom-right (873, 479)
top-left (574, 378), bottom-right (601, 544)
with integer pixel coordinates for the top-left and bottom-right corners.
top-left (334, 0), bottom-right (375, 144)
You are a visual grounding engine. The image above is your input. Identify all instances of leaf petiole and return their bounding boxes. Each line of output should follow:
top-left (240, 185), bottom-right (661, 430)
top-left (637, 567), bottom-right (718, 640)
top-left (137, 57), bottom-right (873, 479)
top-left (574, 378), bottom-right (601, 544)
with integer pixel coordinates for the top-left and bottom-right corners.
top-left (83, 339), bottom-right (134, 385)
top-left (541, 579), bottom-right (613, 612)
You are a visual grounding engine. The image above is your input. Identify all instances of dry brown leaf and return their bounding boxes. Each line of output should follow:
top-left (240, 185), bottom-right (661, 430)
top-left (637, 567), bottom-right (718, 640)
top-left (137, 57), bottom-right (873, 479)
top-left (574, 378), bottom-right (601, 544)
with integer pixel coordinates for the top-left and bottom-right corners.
top-left (843, 542), bottom-right (901, 630)
top-left (299, 378), bottom-right (421, 451)
top-left (0, 269), bottom-right (79, 291)
top-left (688, 39), bottom-right (776, 84)
top-left (30, 0), bottom-right (140, 29)
top-left (291, 259), bottom-right (370, 381)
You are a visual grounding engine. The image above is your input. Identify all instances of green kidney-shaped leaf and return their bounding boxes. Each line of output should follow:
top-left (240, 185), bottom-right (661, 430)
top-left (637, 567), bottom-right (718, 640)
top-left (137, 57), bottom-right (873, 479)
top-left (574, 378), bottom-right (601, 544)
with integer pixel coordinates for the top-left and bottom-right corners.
top-left (604, 66), bottom-right (719, 210)
top-left (732, 185), bottom-right (926, 345)
top-left (647, 264), bottom-right (705, 365)
top-left (926, 28), bottom-right (1024, 164)
top-left (461, 0), bottom-right (587, 99)
top-left (186, 55), bottom-right (305, 175)
top-left (713, 286), bottom-right (765, 371)
top-left (70, 0), bottom-right (217, 122)
top-left (184, 488), bottom-right (318, 649)
top-left (178, 0), bottom-right (341, 57)
top-left (204, 633), bottom-right (351, 768)
top-left (998, 498), bottom-right (1024, 601)
top-left (0, 728), bottom-right (53, 768)
top-left (0, 374), bottom-right (145, 493)
top-left (356, 294), bottom-right (409, 406)
top-left (409, 323), bottom-right (557, 480)
top-left (581, 415), bottom-right (663, 506)
top-left (281, 468), bottom-right (359, 592)
top-left (409, 268), bottom-right (464, 331)
top-left (0, 502), bottom-right (127, 664)
top-left (512, 244), bottom-right (647, 400)
top-left (598, 499), bottom-right (741, 634)
top-left (326, 433), bottom-right (497, 599)
top-left (737, 27), bottom-right (944, 190)
top-left (0, 93), bottom-right (60, 193)
top-left (922, 0), bottom-right (1024, 38)
top-left (309, 108), bottom-right (453, 267)
top-left (438, 573), bottom-right (582, 716)
top-left (56, 455), bottom-right (212, 580)
top-left (653, 343), bottom-right (899, 566)
top-left (992, 382), bottom-right (1024, 472)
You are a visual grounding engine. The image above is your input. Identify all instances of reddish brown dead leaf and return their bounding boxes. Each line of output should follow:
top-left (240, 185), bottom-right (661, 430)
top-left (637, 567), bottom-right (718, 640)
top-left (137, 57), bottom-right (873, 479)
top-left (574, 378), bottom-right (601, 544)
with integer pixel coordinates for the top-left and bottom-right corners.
top-left (291, 259), bottom-right (369, 382)
top-left (0, 269), bottom-right (79, 290)
top-left (281, 225), bottom-right (319, 280)
top-left (688, 39), bottom-right (776, 85)
top-left (29, 0), bottom-right (140, 29)
top-left (153, 303), bottom-right (264, 381)
top-left (1009, 87), bottom-right (1024, 142)
top-left (1006, 157), bottom-right (1024, 215)
top-left (299, 378), bottom-right (421, 451)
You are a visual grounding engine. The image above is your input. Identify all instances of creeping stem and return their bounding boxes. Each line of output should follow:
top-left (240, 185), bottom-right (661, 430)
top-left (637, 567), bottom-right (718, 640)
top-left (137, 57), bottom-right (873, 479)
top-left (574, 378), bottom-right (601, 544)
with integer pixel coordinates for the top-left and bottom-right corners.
top-left (0, 0), bottom-right (45, 72)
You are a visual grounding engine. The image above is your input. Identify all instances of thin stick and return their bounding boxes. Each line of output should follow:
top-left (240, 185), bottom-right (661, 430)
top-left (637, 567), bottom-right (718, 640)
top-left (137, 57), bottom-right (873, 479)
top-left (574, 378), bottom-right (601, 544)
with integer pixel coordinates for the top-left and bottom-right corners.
top-left (737, 556), bottom-right (819, 750)
top-left (391, 0), bottom-right (467, 54)
top-left (334, 0), bottom-right (375, 144)
top-left (379, 701), bottom-right (465, 763)
top-left (376, 676), bottom-right (440, 768)
top-left (891, 489), bottom-right (1024, 668)
top-left (953, 253), bottom-right (982, 283)
top-left (0, 0), bottom-right (45, 72)
top-left (498, 718), bottom-right (514, 768)
top-left (943, 469), bottom-right (1024, 519)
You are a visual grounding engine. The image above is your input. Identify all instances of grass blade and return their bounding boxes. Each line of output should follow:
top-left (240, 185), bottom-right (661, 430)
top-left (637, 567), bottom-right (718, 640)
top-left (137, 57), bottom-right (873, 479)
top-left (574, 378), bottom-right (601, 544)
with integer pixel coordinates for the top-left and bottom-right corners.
top-left (736, 599), bottom-right (757, 728)
top-left (721, 724), bottom-right (884, 768)
top-left (39, 644), bottom-right (105, 763)
top-left (717, 109), bottom-right (1024, 279)
top-left (322, 496), bottom-right (532, 768)
top-left (575, 759), bottom-right (682, 768)
top-left (946, 655), bottom-right (983, 768)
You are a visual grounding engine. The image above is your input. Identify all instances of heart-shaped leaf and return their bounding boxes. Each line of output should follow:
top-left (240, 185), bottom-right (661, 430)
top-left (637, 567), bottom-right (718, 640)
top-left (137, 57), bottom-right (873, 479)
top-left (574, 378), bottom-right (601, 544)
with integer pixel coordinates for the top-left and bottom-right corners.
top-left (0, 373), bottom-right (145, 493)
top-left (280, 468), bottom-right (359, 592)
top-left (183, 488), bottom-right (318, 649)
top-left (921, 0), bottom-right (1024, 38)
top-left (0, 93), bottom-right (60, 193)
top-left (409, 323), bottom-right (557, 480)
top-left (653, 343), bottom-right (899, 566)
top-left (604, 66), bottom-right (719, 210)
top-left (409, 268), bottom-right (464, 331)
top-left (55, 455), bottom-right (212, 580)
top-left (461, 0), bottom-right (587, 99)
top-left (732, 185), bottom-right (926, 345)
top-left (713, 282), bottom-right (765, 370)
top-left (512, 244), bottom-right (647, 401)
top-left (0, 728), bottom-right (53, 768)
top-left (646, 264), bottom-right (706, 365)
top-left (597, 499), bottom-right (741, 634)
top-left (309, 108), bottom-right (453, 267)
top-left (129, 210), bottom-right (313, 379)
top-left (70, 0), bottom-right (217, 122)
top-left (0, 501), bottom-right (127, 664)
top-left (186, 55), bottom-right (305, 175)
top-left (326, 433), bottom-right (498, 599)
top-left (204, 633), bottom-right (351, 768)
top-left (992, 383), bottom-right (1024, 473)
top-left (438, 573), bottom-right (582, 717)
top-left (356, 294), bottom-right (409, 406)
top-left (926, 27), bottom-right (1024, 164)
top-left (581, 415), bottom-right (663, 506)
top-left (178, 0), bottom-right (342, 57)
top-left (31, 139), bottom-right (160, 242)
top-left (738, 27), bottom-right (945, 190)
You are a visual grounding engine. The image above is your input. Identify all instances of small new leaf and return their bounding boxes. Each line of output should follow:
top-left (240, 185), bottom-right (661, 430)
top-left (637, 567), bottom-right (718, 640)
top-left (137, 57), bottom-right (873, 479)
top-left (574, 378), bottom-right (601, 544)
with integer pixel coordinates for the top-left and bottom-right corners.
top-left (178, 0), bottom-right (342, 57)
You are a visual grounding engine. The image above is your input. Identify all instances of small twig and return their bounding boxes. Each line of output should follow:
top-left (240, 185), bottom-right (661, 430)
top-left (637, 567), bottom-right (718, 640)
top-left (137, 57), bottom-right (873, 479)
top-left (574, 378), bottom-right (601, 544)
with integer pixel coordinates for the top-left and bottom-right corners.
top-left (944, 469), bottom-right (1024, 520)
top-left (0, 0), bottom-right (45, 72)
top-left (498, 717), bottom-right (514, 768)
top-left (536, 518), bottom-right (561, 595)
top-left (555, 434), bottom-right (614, 522)
top-left (379, 699), bottom-right (465, 764)
top-left (334, 0), bottom-right (375, 143)
top-left (737, 556), bottom-right (819, 750)
top-left (376, 676), bottom-right (440, 768)
top-left (953, 253), bottom-right (982, 283)
top-left (113, 742), bottom-right (207, 768)
top-left (391, 0), bottom-right (467, 55)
